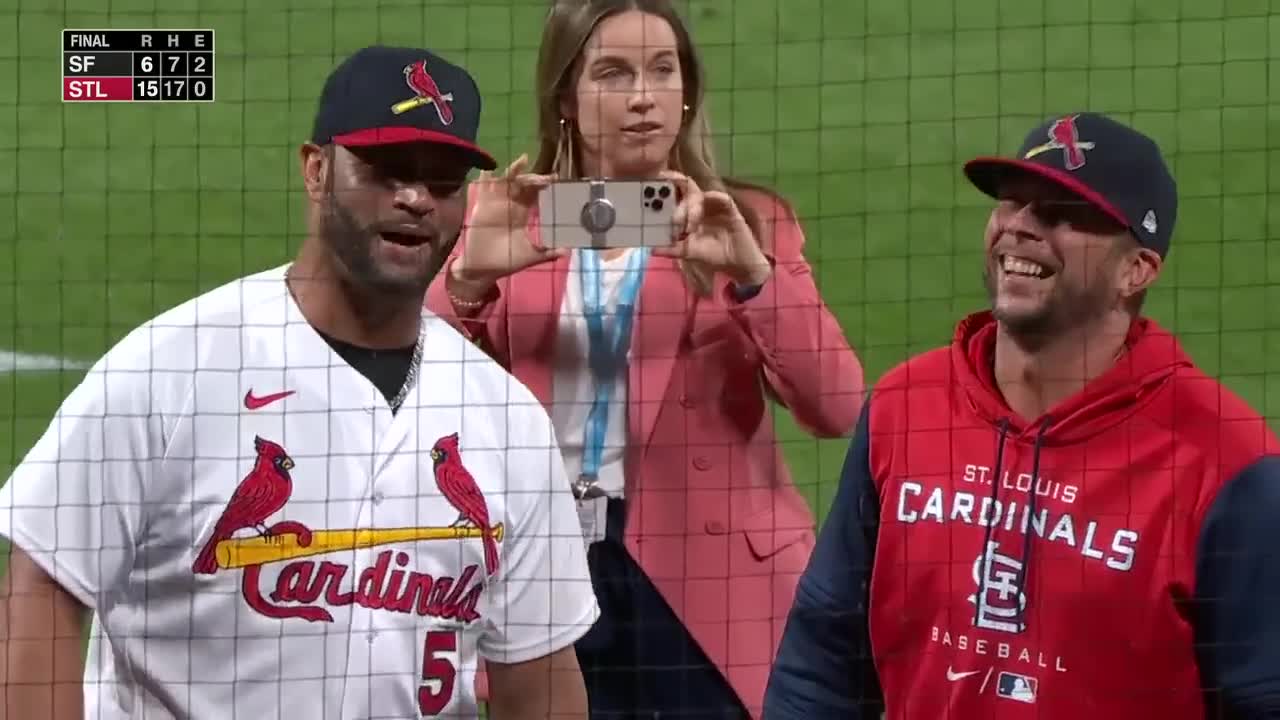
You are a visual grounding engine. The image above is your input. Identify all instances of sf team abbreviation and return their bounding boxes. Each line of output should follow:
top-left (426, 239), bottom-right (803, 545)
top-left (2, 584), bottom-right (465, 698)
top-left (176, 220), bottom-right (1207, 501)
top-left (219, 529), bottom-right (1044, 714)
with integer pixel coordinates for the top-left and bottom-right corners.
top-left (63, 29), bottom-right (215, 102)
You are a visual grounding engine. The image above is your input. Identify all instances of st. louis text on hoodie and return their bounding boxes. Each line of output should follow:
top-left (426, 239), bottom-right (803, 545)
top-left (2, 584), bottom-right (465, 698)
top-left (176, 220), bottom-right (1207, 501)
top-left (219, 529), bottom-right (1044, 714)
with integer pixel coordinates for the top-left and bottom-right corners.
top-left (763, 311), bottom-right (1280, 719)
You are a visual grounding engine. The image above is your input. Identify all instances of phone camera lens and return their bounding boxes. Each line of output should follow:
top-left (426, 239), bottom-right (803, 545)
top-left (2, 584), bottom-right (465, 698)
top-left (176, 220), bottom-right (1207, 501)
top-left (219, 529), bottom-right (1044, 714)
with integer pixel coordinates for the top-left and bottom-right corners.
top-left (644, 186), bottom-right (656, 199)
top-left (651, 199), bottom-right (663, 212)
top-left (658, 186), bottom-right (671, 199)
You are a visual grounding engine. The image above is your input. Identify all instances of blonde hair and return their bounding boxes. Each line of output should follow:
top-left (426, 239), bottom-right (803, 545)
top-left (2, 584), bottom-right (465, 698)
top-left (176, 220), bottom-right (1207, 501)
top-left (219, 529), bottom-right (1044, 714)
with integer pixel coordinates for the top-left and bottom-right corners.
top-left (531, 0), bottom-right (769, 296)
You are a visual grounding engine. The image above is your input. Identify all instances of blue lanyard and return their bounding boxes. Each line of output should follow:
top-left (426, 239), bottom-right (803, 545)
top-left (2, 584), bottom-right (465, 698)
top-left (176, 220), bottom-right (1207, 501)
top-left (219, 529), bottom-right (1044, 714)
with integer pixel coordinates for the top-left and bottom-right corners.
top-left (579, 247), bottom-right (649, 480)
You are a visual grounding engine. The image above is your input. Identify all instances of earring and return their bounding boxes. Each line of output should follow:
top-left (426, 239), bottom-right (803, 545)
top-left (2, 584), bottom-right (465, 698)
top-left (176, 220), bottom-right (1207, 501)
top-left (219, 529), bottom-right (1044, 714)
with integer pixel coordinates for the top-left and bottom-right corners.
top-left (556, 117), bottom-right (575, 177)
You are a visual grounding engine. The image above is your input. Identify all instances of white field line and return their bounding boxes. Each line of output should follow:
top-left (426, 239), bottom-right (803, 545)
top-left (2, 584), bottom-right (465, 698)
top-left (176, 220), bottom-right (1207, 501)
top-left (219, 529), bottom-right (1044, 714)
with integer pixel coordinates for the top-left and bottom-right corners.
top-left (0, 349), bottom-right (91, 374)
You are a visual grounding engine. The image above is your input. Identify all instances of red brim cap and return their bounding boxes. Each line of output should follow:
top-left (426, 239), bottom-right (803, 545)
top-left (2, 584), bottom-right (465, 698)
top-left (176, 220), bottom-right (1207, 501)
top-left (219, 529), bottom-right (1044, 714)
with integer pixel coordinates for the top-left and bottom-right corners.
top-left (332, 126), bottom-right (498, 171)
top-left (963, 157), bottom-right (1129, 229)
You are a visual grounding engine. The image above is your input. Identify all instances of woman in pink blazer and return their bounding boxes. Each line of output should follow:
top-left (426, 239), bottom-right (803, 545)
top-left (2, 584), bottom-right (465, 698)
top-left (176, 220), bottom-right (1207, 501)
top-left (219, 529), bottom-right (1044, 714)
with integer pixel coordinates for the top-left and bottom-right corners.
top-left (425, 0), bottom-right (864, 716)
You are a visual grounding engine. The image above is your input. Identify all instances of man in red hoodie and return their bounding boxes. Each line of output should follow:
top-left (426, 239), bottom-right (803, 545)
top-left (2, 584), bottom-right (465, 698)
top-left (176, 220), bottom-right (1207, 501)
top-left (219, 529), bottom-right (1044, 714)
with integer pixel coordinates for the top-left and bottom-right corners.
top-left (763, 112), bottom-right (1280, 719)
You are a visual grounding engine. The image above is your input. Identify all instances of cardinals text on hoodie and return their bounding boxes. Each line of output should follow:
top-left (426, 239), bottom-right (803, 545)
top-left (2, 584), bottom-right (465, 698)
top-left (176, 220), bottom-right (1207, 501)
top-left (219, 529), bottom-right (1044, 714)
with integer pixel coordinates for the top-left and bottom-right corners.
top-left (764, 310), bottom-right (1280, 720)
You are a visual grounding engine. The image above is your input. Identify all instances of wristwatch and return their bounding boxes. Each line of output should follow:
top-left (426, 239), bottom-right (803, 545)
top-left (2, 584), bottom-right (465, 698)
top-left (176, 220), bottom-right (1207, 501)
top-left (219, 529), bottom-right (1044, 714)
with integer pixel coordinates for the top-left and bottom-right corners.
top-left (731, 281), bottom-right (764, 302)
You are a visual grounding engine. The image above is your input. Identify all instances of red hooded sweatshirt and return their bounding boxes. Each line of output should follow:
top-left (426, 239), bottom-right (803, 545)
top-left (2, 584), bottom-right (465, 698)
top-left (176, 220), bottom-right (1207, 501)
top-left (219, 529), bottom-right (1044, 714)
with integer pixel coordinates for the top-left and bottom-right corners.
top-left (764, 311), bottom-right (1280, 719)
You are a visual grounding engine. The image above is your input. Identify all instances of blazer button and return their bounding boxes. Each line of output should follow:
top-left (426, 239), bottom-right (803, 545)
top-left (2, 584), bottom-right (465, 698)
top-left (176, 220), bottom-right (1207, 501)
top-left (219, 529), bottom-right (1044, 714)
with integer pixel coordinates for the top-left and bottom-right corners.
top-left (693, 456), bottom-right (712, 471)
top-left (679, 394), bottom-right (695, 408)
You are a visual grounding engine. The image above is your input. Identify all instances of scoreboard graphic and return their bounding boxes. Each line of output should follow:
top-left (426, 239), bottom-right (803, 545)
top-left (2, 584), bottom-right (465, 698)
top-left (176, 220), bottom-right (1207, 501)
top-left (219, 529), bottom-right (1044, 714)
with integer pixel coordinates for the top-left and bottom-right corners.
top-left (63, 29), bottom-right (215, 102)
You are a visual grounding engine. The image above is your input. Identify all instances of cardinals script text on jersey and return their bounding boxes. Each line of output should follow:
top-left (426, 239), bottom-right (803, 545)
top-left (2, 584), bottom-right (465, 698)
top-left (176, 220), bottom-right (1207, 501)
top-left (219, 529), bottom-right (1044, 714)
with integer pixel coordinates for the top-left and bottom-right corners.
top-left (0, 265), bottom-right (599, 719)
top-left (190, 432), bottom-right (497, 628)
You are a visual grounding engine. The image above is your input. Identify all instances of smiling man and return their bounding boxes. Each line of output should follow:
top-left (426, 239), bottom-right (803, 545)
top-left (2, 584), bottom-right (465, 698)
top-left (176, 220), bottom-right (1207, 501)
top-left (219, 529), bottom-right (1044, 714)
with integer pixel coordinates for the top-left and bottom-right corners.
top-left (0, 46), bottom-right (597, 720)
top-left (763, 112), bottom-right (1280, 719)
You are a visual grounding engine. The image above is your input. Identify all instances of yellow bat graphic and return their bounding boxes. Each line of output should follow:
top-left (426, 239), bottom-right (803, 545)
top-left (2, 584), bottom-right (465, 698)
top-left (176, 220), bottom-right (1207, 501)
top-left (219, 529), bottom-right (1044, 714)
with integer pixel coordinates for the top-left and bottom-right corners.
top-left (215, 524), bottom-right (505, 570)
top-left (1024, 140), bottom-right (1095, 160)
top-left (391, 92), bottom-right (454, 116)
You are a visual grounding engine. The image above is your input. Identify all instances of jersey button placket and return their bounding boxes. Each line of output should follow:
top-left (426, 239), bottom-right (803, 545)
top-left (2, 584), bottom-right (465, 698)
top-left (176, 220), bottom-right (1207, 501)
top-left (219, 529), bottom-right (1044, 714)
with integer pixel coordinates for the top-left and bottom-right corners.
top-left (339, 425), bottom-right (382, 719)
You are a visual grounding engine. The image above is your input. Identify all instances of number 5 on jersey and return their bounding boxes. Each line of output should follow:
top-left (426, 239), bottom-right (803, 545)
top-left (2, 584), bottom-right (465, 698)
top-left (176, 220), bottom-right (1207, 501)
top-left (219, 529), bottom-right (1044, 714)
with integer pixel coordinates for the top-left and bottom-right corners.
top-left (419, 630), bottom-right (458, 715)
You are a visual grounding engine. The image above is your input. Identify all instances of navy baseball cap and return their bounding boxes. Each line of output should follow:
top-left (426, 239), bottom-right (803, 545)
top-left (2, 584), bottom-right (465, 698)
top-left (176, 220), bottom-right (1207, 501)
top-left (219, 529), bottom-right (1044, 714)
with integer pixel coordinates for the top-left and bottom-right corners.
top-left (963, 112), bottom-right (1177, 258)
top-left (310, 45), bottom-right (497, 171)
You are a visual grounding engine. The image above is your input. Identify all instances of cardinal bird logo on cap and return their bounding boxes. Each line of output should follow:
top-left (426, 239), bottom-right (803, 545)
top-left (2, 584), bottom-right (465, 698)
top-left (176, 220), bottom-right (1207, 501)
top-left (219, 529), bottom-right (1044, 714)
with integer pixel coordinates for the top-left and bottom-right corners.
top-left (390, 60), bottom-right (455, 125)
top-left (1023, 114), bottom-right (1096, 171)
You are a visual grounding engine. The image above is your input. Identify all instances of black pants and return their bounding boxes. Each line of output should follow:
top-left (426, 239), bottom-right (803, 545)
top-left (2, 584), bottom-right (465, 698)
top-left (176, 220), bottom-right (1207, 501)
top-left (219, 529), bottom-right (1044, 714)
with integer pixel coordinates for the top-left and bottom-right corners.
top-left (574, 499), bottom-right (750, 720)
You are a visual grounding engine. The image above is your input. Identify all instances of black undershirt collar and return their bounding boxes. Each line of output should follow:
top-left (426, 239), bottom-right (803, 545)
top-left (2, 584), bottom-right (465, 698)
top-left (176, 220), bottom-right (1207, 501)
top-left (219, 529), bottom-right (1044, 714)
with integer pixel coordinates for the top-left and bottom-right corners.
top-left (316, 330), bottom-right (415, 409)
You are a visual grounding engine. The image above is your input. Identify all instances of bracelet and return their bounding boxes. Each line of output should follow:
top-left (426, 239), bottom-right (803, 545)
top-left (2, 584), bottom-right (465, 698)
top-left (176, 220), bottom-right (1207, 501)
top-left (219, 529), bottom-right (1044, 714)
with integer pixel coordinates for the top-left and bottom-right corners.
top-left (446, 258), bottom-right (491, 310)
top-left (448, 287), bottom-right (487, 310)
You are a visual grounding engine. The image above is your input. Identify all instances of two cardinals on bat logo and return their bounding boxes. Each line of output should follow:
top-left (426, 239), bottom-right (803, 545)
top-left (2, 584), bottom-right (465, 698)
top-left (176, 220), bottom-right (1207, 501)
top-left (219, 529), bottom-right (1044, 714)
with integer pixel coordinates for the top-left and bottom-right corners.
top-left (391, 60), bottom-right (455, 125)
top-left (1023, 114), bottom-right (1095, 171)
top-left (190, 433), bottom-right (502, 624)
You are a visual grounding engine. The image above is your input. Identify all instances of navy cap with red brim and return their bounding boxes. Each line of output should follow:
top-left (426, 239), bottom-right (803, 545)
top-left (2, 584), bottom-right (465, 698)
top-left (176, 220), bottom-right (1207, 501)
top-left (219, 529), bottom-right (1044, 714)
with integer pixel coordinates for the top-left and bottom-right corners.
top-left (311, 46), bottom-right (499, 171)
top-left (962, 113), bottom-right (1178, 258)
top-left (963, 157), bottom-right (1131, 230)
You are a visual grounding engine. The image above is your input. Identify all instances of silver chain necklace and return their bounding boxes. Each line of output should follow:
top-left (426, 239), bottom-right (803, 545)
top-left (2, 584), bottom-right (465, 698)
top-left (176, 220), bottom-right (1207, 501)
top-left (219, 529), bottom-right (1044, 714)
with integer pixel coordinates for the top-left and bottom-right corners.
top-left (283, 269), bottom-right (425, 413)
top-left (388, 321), bottom-right (425, 413)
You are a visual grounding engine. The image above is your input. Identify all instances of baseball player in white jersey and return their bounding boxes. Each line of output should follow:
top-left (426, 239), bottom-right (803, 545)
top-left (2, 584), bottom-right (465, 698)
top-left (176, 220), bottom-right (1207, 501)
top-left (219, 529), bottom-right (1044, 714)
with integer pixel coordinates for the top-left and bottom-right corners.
top-left (0, 46), bottom-right (599, 719)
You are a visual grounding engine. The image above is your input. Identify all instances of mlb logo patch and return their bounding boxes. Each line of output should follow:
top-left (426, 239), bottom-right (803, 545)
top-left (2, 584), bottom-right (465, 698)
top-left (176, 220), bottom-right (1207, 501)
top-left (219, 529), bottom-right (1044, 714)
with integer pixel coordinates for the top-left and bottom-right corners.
top-left (996, 671), bottom-right (1037, 704)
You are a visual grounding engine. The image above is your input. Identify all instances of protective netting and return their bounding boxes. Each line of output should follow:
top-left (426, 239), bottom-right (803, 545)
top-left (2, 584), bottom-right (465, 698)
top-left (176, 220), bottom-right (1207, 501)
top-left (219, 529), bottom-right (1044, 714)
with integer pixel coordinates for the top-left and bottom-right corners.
top-left (2, 0), bottom-right (1277, 715)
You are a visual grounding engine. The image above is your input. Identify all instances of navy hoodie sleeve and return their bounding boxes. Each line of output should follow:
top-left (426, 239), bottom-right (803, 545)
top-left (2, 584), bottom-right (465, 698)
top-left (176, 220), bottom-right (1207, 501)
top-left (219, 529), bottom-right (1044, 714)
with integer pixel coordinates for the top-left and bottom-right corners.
top-left (763, 400), bottom-right (883, 719)
top-left (1194, 454), bottom-right (1280, 717)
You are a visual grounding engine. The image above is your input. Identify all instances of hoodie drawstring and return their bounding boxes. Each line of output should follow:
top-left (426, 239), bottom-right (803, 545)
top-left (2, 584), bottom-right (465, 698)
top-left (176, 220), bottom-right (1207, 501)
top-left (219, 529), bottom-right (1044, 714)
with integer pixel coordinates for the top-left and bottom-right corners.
top-left (1013, 418), bottom-right (1051, 633)
top-left (972, 416), bottom-right (1052, 635)
top-left (973, 418), bottom-right (1011, 630)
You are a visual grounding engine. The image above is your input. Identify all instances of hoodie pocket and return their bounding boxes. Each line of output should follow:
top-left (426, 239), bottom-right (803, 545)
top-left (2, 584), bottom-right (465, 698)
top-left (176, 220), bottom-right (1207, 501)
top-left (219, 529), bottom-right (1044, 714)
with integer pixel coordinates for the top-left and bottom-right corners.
top-left (705, 506), bottom-right (813, 560)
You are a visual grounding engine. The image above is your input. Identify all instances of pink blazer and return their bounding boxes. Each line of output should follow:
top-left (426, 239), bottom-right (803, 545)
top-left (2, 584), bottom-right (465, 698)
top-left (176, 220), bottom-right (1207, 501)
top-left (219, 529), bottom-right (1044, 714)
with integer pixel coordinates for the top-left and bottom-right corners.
top-left (425, 186), bottom-right (864, 718)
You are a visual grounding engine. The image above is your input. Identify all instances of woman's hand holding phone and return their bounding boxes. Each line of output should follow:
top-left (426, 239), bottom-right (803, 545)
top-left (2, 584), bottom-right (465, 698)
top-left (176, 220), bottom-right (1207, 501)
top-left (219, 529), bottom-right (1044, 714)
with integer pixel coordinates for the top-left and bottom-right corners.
top-left (449, 154), bottom-right (566, 301)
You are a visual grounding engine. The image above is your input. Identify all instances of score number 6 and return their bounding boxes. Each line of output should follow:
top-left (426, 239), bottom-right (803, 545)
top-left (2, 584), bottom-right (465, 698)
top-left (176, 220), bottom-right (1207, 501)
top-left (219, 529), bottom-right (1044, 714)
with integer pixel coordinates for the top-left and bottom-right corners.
top-left (418, 630), bottom-right (458, 716)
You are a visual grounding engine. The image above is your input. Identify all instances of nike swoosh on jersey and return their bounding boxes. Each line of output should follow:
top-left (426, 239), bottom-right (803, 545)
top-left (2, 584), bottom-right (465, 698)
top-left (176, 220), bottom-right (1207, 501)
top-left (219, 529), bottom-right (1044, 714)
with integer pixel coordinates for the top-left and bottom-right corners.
top-left (946, 667), bottom-right (981, 681)
top-left (244, 389), bottom-right (295, 410)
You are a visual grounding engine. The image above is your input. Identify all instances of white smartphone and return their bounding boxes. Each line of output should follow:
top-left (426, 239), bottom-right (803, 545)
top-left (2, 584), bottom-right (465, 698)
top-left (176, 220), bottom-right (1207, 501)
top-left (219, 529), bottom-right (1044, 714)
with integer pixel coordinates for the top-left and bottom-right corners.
top-left (537, 179), bottom-right (677, 250)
